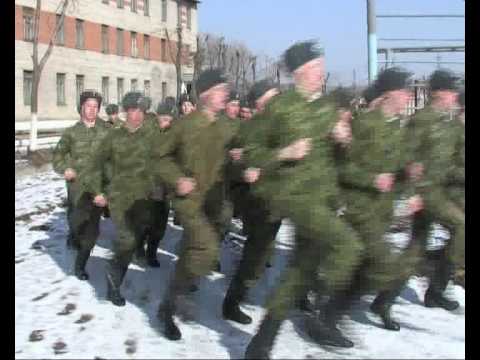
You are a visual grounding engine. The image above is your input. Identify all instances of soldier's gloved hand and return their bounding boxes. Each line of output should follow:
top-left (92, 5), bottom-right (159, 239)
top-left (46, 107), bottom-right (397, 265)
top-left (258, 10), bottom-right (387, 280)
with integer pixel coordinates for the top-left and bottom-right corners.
top-left (176, 177), bottom-right (196, 196)
top-left (375, 173), bottom-right (395, 192)
top-left (407, 195), bottom-right (424, 215)
top-left (229, 148), bottom-right (244, 161)
top-left (244, 168), bottom-right (261, 183)
top-left (64, 168), bottom-right (77, 181)
top-left (93, 194), bottom-right (108, 207)
top-left (407, 162), bottom-right (424, 182)
top-left (278, 138), bottom-right (312, 161)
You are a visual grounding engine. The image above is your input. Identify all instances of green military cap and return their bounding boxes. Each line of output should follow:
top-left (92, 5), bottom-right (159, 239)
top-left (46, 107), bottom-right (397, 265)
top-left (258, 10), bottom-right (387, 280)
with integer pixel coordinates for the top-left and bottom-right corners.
top-left (228, 89), bottom-right (240, 102)
top-left (429, 69), bottom-right (459, 92)
top-left (78, 90), bottom-right (102, 114)
top-left (105, 103), bottom-right (119, 115)
top-left (156, 99), bottom-right (177, 116)
top-left (283, 39), bottom-right (325, 73)
top-left (364, 67), bottom-right (412, 103)
top-left (247, 79), bottom-right (277, 106)
top-left (239, 97), bottom-right (250, 108)
top-left (196, 68), bottom-right (227, 95)
top-left (143, 96), bottom-right (153, 112)
top-left (328, 86), bottom-right (355, 109)
top-left (122, 91), bottom-right (150, 112)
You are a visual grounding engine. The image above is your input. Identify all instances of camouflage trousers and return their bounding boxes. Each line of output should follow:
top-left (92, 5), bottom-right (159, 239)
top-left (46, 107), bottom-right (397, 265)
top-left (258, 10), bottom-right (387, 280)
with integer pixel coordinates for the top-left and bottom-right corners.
top-left (171, 183), bottom-right (232, 292)
top-left (264, 194), bottom-right (364, 320)
top-left (66, 183), bottom-right (102, 252)
top-left (135, 200), bottom-right (170, 256)
top-left (110, 198), bottom-right (168, 267)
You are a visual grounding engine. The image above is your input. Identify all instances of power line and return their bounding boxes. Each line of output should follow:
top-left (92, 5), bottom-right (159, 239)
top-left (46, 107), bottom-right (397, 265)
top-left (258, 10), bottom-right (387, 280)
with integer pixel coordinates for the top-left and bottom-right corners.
top-left (378, 61), bottom-right (465, 64)
top-left (379, 38), bottom-right (464, 42)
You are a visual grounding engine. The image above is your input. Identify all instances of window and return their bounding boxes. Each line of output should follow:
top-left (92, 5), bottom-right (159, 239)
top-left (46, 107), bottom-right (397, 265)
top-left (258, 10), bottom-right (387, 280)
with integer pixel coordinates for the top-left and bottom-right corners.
top-left (117, 0), bottom-right (124, 8)
top-left (144, 35), bottom-right (150, 59)
top-left (161, 39), bottom-right (167, 62)
top-left (56, 73), bottom-right (66, 106)
top-left (101, 25), bottom-right (109, 54)
top-left (144, 80), bottom-right (151, 97)
top-left (130, 0), bottom-right (137, 12)
top-left (23, 70), bottom-right (33, 106)
top-left (131, 79), bottom-right (138, 91)
top-left (102, 0), bottom-right (109, 3)
top-left (187, 5), bottom-right (192, 30)
top-left (102, 77), bottom-right (110, 104)
top-left (75, 19), bottom-right (85, 49)
top-left (144, 0), bottom-right (149, 16)
top-left (116, 28), bottom-right (124, 55)
top-left (161, 0), bottom-right (167, 22)
top-left (117, 78), bottom-right (124, 104)
top-left (131, 32), bottom-right (138, 57)
top-left (76, 75), bottom-right (85, 108)
top-left (23, 7), bottom-right (34, 42)
top-left (161, 82), bottom-right (167, 101)
top-left (56, 14), bottom-right (65, 45)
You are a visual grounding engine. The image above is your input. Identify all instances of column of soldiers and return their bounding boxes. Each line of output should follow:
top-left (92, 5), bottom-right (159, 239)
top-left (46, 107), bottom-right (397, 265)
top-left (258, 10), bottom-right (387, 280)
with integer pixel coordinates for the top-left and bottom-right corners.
top-left (52, 38), bottom-right (464, 359)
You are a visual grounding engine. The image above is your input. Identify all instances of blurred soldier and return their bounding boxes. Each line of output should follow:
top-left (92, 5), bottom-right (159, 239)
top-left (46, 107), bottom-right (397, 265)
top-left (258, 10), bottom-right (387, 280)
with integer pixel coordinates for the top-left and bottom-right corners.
top-left (84, 92), bottom-right (159, 306)
top-left (52, 90), bottom-right (108, 280)
top-left (179, 94), bottom-right (196, 116)
top-left (105, 104), bottom-right (121, 128)
top-left (222, 80), bottom-right (283, 325)
top-left (151, 69), bottom-right (235, 341)
top-left (134, 99), bottom-right (177, 267)
top-left (243, 40), bottom-right (364, 358)
top-left (323, 71), bottom-right (423, 334)
top-left (371, 69), bottom-right (464, 331)
top-left (225, 90), bottom-right (241, 120)
top-left (239, 98), bottom-right (253, 121)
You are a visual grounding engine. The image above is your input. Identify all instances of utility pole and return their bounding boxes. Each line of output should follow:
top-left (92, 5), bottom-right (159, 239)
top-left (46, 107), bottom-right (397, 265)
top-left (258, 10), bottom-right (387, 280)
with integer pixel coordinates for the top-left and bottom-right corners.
top-left (367, 0), bottom-right (378, 84)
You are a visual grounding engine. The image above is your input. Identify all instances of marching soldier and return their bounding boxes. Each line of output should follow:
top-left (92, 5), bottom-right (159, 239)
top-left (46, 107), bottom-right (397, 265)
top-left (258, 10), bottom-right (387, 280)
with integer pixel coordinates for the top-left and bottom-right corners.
top-left (243, 40), bottom-right (364, 358)
top-left (84, 91), bottom-right (159, 306)
top-left (151, 69), bottom-right (235, 341)
top-left (52, 90), bottom-right (108, 280)
top-left (371, 69), bottom-right (464, 331)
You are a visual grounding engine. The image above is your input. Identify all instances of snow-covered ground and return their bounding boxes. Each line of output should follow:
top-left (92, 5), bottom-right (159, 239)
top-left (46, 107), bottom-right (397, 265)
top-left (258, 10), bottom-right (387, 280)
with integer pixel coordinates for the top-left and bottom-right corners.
top-left (15, 169), bottom-right (465, 359)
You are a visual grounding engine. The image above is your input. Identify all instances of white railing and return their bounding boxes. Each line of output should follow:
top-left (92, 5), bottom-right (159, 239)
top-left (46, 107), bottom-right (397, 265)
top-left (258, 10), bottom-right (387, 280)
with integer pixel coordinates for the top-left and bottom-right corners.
top-left (15, 120), bottom-right (77, 133)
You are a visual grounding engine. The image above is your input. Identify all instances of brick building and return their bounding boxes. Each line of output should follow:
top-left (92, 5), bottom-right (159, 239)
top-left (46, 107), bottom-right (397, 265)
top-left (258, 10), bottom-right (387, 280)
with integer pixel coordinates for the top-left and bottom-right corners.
top-left (15, 0), bottom-right (199, 124)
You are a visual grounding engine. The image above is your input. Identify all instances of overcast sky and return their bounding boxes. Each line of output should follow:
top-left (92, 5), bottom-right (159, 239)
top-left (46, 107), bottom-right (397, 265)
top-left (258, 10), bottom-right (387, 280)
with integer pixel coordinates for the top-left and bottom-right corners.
top-left (198, 0), bottom-right (465, 86)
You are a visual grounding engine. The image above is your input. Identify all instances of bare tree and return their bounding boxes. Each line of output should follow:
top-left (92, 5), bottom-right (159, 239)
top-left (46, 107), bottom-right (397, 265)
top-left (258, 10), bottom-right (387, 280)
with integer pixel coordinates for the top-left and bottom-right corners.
top-left (190, 34), bottom-right (205, 103)
top-left (29, 0), bottom-right (75, 153)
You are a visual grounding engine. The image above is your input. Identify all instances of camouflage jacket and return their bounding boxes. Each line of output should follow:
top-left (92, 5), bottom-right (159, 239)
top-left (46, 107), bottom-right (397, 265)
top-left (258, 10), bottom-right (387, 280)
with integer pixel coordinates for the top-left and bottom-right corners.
top-left (448, 117), bottom-right (465, 186)
top-left (242, 90), bottom-right (341, 204)
top-left (151, 110), bottom-right (235, 197)
top-left (83, 121), bottom-right (157, 212)
top-left (406, 105), bottom-right (459, 188)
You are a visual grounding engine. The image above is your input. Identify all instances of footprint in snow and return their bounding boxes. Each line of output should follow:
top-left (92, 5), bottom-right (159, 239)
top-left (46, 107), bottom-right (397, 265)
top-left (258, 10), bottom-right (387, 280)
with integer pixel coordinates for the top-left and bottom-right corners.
top-left (57, 303), bottom-right (76, 316)
top-left (32, 292), bottom-right (50, 302)
top-left (75, 314), bottom-right (94, 324)
top-left (124, 339), bottom-right (137, 354)
top-left (29, 330), bottom-right (45, 342)
top-left (52, 340), bottom-right (68, 354)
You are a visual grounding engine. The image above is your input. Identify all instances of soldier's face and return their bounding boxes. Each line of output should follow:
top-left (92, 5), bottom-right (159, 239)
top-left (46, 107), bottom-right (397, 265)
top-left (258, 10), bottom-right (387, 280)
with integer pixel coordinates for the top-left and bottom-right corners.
top-left (82, 99), bottom-right (99, 122)
top-left (381, 89), bottom-right (412, 116)
top-left (294, 57), bottom-right (325, 95)
top-left (157, 115), bottom-right (173, 129)
top-left (225, 101), bottom-right (240, 119)
top-left (126, 108), bottom-right (145, 127)
top-left (201, 83), bottom-right (229, 113)
top-left (432, 90), bottom-right (459, 112)
top-left (182, 101), bottom-right (194, 115)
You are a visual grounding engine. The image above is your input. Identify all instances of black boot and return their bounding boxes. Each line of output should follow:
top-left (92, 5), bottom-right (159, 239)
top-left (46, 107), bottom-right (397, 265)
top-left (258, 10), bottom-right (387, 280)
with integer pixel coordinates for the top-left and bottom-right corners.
top-left (146, 237), bottom-right (161, 268)
top-left (214, 260), bottom-right (222, 273)
top-left (223, 276), bottom-right (252, 324)
top-left (371, 292), bottom-right (400, 331)
top-left (424, 250), bottom-right (459, 311)
top-left (74, 249), bottom-right (91, 280)
top-left (424, 287), bottom-right (460, 311)
top-left (157, 296), bottom-right (182, 341)
top-left (244, 313), bottom-right (283, 359)
top-left (106, 261), bottom-right (128, 306)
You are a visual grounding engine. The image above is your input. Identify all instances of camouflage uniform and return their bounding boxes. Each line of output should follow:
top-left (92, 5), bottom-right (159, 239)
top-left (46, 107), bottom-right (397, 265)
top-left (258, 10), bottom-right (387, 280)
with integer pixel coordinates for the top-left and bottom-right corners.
top-left (151, 110), bottom-right (235, 290)
top-left (243, 90), bottom-right (364, 320)
top-left (52, 118), bottom-right (109, 278)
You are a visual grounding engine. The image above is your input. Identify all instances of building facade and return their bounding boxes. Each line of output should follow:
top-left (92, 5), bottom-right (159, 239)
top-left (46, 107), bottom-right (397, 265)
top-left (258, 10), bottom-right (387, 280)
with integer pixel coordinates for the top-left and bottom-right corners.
top-left (15, 0), bottom-right (198, 123)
